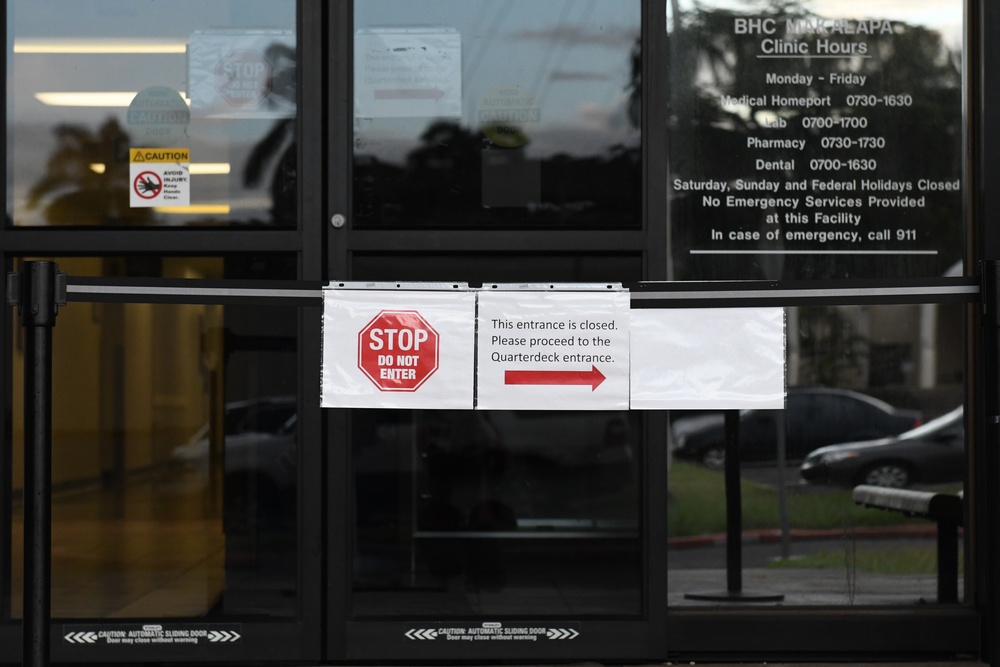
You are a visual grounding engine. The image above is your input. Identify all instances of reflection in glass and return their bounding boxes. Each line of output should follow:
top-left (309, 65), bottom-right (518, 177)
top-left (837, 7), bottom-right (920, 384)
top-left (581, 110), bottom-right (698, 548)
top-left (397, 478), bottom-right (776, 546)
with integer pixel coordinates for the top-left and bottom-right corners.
top-left (7, 1), bottom-right (296, 227)
top-left (10, 258), bottom-right (299, 618)
top-left (353, 0), bottom-right (641, 229)
top-left (352, 252), bottom-right (643, 285)
top-left (666, 0), bottom-right (964, 280)
top-left (353, 410), bottom-right (642, 616)
top-left (667, 303), bottom-right (965, 606)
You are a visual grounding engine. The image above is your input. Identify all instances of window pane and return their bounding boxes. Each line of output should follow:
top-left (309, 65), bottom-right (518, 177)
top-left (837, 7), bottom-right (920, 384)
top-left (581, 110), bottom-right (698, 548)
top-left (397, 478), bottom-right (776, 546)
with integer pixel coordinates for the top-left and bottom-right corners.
top-left (353, 0), bottom-right (641, 229)
top-left (12, 255), bottom-right (296, 281)
top-left (349, 252), bottom-right (643, 616)
top-left (666, 1), bottom-right (965, 280)
top-left (353, 252), bottom-right (642, 284)
top-left (353, 409), bottom-right (642, 616)
top-left (11, 259), bottom-right (301, 619)
top-left (668, 303), bottom-right (965, 606)
top-left (8, 0), bottom-right (296, 227)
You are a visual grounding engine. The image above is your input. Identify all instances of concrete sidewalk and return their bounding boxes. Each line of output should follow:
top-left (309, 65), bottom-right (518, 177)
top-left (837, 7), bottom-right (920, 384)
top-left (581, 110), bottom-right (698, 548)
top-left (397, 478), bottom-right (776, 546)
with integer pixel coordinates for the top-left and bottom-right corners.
top-left (666, 523), bottom-right (962, 606)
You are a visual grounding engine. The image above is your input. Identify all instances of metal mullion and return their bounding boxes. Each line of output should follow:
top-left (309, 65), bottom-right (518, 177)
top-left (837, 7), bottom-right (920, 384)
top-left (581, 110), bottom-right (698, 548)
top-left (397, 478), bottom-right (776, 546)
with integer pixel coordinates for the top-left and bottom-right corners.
top-left (347, 229), bottom-right (649, 253)
top-left (0, 229), bottom-right (304, 255)
top-left (0, 3), bottom-right (18, 661)
top-left (629, 278), bottom-right (981, 308)
top-left (299, 0), bottom-right (325, 282)
top-left (296, 302), bottom-right (324, 660)
top-left (296, 0), bottom-right (326, 658)
top-left (644, 0), bottom-right (670, 661)
top-left (324, 0), bottom-right (351, 661)
top-left (326, 0), bottom-right (351, 278)
top-left (644, 0), bottom-right (668, 282)
top-left (977, 0), bottom-right (1000, 661)
top-left (0, 257), bottom-right (14, 662)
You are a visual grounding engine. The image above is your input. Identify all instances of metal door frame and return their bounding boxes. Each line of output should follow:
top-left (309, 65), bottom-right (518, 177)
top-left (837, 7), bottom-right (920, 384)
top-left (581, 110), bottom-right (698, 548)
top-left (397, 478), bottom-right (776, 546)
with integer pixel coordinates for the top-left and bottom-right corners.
top-left (324, 0), bottom-right (992, 663)
top-left (324, 0), bottom-right (671, 661)
top-left (0, 0), bottom-right (328, 663)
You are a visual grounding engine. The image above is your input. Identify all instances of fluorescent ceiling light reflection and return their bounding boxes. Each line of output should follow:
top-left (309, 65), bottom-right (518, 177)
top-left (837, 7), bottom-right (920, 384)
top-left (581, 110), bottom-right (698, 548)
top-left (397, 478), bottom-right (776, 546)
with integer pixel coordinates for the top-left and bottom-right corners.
top-left (15, 39), bottom-right (187, 54)
top-left (89, 163), bottom-right (231, 175)
top-left (189, 163), bottom-right (231, 175)
top-left (35, 92), bottom-right (191, 108)
top-left (155, 205), bottom-right (231, 215)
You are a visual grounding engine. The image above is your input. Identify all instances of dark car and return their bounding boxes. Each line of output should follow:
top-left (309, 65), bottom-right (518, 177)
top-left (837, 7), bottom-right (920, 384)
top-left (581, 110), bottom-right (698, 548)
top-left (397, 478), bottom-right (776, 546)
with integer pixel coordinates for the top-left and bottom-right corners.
top-left (168, 396), bottom-right (298, 531)
top-left (169, 395), bottom-right (297, 492)
top-left (799, 406), bottom-right (964, 488)
top-left (671, 387), bottom-right (923, 469)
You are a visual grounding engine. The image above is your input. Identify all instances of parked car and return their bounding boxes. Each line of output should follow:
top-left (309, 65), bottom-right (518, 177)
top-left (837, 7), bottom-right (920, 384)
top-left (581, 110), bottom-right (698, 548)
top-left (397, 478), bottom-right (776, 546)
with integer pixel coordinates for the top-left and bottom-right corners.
top-left (799, 406), bottom-right (964, 488)
top-left (168, 395), bottom-right (298, 530)
top-left (671, 387), bottom-right (923, 469)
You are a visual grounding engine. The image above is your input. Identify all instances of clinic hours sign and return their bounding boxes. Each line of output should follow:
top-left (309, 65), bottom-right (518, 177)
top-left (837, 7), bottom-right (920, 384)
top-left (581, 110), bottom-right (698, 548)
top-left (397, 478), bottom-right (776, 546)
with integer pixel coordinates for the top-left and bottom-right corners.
top-left (668, 4), bottom-right (963, 275)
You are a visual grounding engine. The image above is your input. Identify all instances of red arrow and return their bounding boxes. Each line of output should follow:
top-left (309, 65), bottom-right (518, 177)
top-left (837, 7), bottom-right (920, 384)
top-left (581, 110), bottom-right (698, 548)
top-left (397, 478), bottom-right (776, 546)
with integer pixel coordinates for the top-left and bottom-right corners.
top-left (504, 365), bottom-right (606, 391)
top-left (374, 88), bottom-right (445, 100)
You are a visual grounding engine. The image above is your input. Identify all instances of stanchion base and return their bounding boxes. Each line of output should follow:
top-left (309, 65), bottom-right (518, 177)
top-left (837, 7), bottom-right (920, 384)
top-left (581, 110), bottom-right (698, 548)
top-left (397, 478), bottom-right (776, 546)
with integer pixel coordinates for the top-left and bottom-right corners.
top-left (684, 590), bottom-right (785, 602)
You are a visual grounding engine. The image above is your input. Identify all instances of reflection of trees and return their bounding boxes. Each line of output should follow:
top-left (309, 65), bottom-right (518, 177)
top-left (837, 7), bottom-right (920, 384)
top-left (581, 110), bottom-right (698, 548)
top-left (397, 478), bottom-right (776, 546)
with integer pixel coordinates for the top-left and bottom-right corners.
top-left (668, 0), bottom-right (963, 280)
top-left (354, 118), bottom-right (641, 228)
top-left (400, 121), bottom-right (484, 218)
top-left (355, 32), bottom-right (641, 228)
top-left (26, 118), bottom-right (152, 226)
top-left (627, 37), bottom-right (641, 129)
top-left (796, 306), bottom-right (868, 386)
top-left (244, 42), bottom-right (297, 226)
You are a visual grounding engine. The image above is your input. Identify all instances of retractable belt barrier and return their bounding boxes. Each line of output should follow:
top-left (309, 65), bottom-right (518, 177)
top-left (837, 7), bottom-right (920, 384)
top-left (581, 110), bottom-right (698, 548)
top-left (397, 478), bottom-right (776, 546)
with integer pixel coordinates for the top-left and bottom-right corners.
top-left (8, 262), bottom-right (65, 667)
top-left (5, 261), bottom-right (986, 666)
top-left (61, 275), bottom-right (981, 306)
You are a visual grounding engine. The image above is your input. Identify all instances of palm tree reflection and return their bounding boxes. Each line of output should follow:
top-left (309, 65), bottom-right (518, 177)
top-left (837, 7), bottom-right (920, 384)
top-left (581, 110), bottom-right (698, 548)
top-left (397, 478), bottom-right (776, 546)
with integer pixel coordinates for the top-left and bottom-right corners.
top-left (26, 118), bottom-right (152, 226)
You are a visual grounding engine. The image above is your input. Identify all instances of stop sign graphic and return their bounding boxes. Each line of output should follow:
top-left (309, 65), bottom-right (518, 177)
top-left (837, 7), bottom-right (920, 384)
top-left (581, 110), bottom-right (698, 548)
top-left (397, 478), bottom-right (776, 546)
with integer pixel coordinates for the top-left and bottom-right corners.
top-left (358, 310), bottom-right (440, 391)
top-left (215, 50), bottom-right (273, 107)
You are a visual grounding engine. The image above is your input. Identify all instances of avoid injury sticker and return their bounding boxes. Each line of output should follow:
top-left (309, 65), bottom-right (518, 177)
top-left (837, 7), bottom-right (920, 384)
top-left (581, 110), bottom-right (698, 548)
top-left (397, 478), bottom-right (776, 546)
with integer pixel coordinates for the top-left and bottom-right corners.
top-left (129, 148), bottom-right (190, 208)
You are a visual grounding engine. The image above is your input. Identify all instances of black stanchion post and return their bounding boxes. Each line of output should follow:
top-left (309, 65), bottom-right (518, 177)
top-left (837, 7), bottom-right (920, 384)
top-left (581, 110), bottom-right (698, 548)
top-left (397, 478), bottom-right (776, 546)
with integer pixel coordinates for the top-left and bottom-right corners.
top-left (685, 409), bottom-right (783, 602)
top-left (8, 261), bottom-right (66, 667)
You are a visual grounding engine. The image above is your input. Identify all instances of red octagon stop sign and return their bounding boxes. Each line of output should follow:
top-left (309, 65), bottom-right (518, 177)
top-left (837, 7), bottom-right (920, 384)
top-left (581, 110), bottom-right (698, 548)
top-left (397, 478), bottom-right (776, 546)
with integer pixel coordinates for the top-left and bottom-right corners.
top-left (358, 310), bottom-right (440, 392)
top-left (215, 50), bottom-right (273, 107)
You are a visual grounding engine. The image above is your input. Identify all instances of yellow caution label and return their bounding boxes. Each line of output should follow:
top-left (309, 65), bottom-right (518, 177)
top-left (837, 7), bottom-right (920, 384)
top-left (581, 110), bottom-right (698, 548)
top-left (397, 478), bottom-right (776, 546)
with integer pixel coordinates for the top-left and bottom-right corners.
top-left (130, 148), bottom-right (190, 163)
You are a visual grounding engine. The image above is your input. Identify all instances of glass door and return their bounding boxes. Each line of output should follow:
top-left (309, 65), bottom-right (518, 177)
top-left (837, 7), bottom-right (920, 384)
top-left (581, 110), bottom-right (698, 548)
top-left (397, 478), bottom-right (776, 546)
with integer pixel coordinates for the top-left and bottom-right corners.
top-left (3, 0), bottom-right (324, 663)
top-left (327, 0), bottom-right (983, 661)
top-left (326, 0), bottom-right (670, 662)
top-left (660, 0), bottom-right (979, 657)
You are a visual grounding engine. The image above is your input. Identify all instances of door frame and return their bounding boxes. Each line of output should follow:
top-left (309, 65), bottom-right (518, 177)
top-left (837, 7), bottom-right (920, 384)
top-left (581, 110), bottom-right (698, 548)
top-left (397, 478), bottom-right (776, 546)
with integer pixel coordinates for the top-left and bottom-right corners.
top-left (322, 0), bottom-right (992, 662)
top-left (324, 0), bottom-right (671, 661)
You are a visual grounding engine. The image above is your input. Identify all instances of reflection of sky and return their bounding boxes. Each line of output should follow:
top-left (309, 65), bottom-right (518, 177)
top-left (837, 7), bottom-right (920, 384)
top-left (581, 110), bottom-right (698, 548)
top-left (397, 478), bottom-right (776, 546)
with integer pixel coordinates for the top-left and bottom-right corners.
top-left (12, 1), bottom-right (286, 36)
top-left (10, 1), bottom-right (293, 116)
top-left (8, 1), bottom-right (295, 225)
top-left (9, 0), bottom-right (639, 223)
top-left (669, 0), bottom-right (963, 49)
top-left (355, 0), bottom-right (641, 162)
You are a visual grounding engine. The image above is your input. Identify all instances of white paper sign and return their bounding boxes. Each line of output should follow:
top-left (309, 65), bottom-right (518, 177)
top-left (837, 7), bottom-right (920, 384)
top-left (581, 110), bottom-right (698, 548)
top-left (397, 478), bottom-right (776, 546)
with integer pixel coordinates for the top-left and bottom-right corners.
top-left (476, 290), bottom-right (631, 410)
top-left (321, 288), bottom-right (476, 409)
top-left (188, 30), bottom-right (296, 119)
top-left (629, 307), bottom-right (785, 410)
top-left (354, 28), bottom-right (462, 119)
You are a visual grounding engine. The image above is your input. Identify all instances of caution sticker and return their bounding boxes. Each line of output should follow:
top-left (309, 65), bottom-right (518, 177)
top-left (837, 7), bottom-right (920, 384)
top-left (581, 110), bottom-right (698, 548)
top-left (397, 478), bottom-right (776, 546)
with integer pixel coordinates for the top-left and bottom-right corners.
top-left (127, 86), bottom-right (190, 140)
top-left (479, 85), bottom-right (539, 148)
top-left (406, 622), bottom-right (579, 643)
top-left (129, 148), bottom-right (190, 208)
top-left (63, 623), bottom-right (241, 647)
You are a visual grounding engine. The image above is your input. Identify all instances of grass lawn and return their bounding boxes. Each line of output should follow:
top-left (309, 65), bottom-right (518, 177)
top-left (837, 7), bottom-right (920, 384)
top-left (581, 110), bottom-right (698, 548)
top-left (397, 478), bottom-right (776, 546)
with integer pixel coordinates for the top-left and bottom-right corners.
top-left (667, 460), bottom-right (929, 538)
top-left (768, 546), bottom-right (958, 574)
